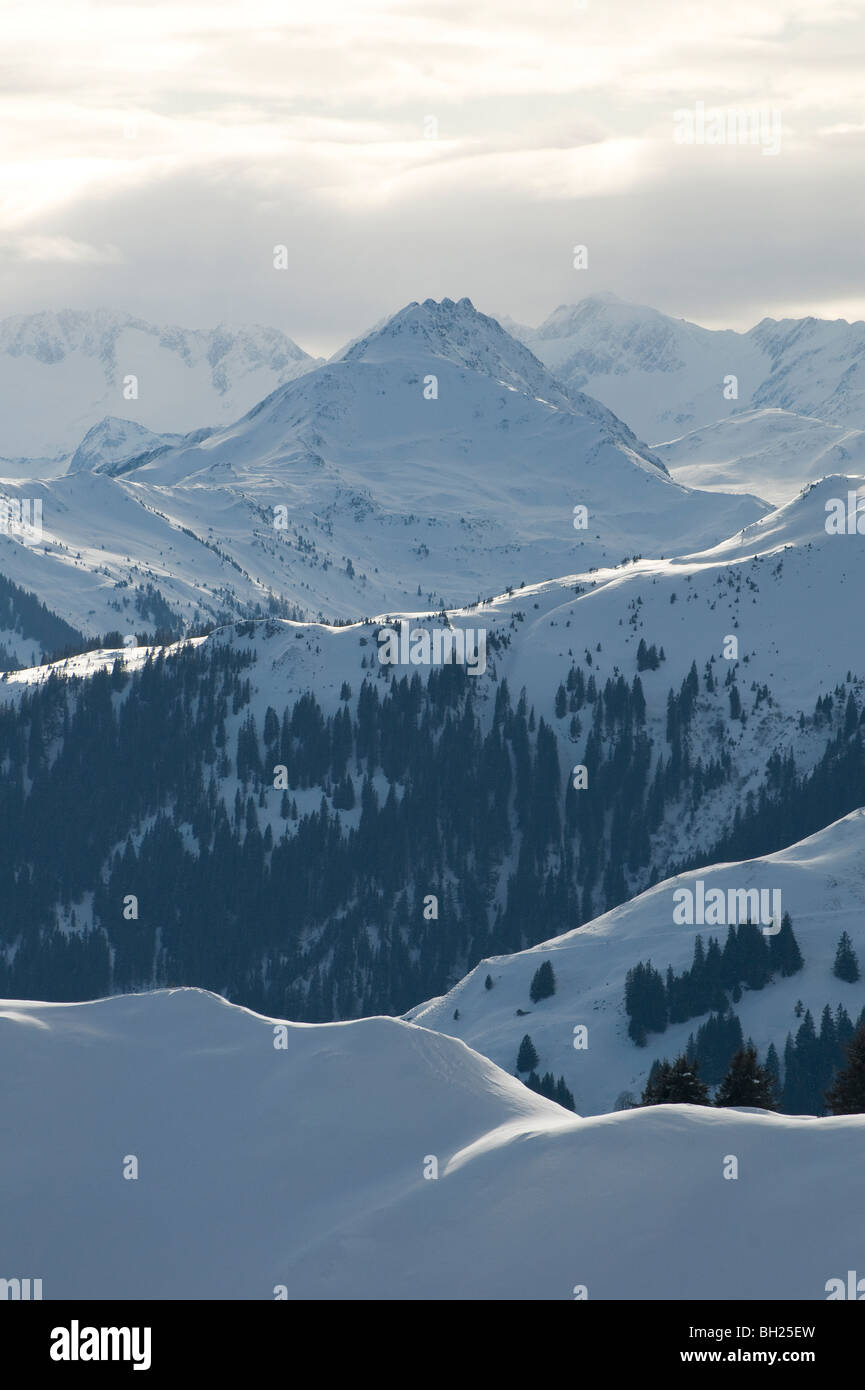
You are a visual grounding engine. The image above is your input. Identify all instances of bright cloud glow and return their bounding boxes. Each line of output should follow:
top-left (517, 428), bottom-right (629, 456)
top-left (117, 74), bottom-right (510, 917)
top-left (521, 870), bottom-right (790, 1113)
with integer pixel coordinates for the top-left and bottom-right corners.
top-left (3, 0), bottom-right (865, 348)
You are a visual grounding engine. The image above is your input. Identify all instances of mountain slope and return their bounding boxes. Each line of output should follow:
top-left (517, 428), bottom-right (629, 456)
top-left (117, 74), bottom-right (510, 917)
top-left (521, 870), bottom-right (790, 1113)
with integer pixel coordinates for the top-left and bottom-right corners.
top-left (518, 293), bottom-right (768, 444)
top-left (0, 299), bottom-right (766, 634)
top-left (110, 297), bottom-right (765, 594)
top-left (1, 986), bottom-right (862, 1299)
top-left (408, 809), bottom-right (865, 1115)
top-left (518, 294), bottom-right (865, 447)
top-left (2, 473), bottom-right (865, 1023)
top-left (4, 470), bottom-right (863, 876)
top-left (0, 310), bottom-right (318, 459)
top-left (67, 416), bottom-right (183, 475)
top-left (657, 408), bottom-right (865, 506)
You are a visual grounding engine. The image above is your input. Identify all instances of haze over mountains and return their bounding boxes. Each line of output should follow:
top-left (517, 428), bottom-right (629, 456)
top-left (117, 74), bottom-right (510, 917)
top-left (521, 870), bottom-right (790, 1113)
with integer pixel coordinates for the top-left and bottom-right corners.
top-left (655, 408), bottom-right (865, 507)
top-left (0, 297), bottom-right (766, 657)
top-left (0, 309), bottom-right (318, 462)
top-left (512, 292), bottom-right (865, 451)
top-left (6, 290), bottom-right (863, 512)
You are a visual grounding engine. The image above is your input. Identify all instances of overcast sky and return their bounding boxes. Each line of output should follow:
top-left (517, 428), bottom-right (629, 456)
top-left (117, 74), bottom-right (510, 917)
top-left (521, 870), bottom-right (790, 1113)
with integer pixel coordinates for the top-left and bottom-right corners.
top-left (3, 0), bottom-right (864, 354)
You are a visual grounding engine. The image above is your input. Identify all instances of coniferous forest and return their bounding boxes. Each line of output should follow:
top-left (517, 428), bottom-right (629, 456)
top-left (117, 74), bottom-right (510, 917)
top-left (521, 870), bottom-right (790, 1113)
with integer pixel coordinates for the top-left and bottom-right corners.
top-left (0, 622), bottom-right (864, 1120)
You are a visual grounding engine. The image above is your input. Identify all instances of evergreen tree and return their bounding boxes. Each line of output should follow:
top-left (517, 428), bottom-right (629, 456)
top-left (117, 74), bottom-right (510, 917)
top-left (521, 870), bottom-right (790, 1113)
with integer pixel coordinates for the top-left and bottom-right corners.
top-left (765, 1041), bottom-right (781, 1094)
top-left (825, 1023), bottom-right (865, 1114)
top-left (555, 1076), bottom-right (576, 1111)
top-left (737, 920), bottom-right (771, 990)
top-left (529, 959), bottom-right (556, 1003)
top-left (523, 1070), bottom-right (576, 1112)
top-left (625, 960), bottom-right (667, 1042)
top-left (836, 1003), bottom-right (854, 1054)
top-left (833, 930), bottom-right (860, 983)
top-left (516, 1033), bottom-right (539, 1072)
top-left (769, 911), bottom-right (804, 978)
top-left (641, 1054), bottom-right (709, 1105)
top-left (781, 1009), bottom-right (823, 1114)
top-left (844, 691), bottom-right (858, 737)
top-left (687, 1010), bottom-right (743, 1086)
top-left (818, 1003), bottom-right (837, 1070)
top-left (714, 1046), bottom-right (776, 1109)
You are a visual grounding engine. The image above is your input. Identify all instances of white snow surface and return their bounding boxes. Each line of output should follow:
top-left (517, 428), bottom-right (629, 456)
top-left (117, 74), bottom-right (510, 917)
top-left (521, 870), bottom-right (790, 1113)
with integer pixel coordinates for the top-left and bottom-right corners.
top-left (657, 408), bottom-right (865, 507)
top-left (1, 986), bottom-right (862, 1299)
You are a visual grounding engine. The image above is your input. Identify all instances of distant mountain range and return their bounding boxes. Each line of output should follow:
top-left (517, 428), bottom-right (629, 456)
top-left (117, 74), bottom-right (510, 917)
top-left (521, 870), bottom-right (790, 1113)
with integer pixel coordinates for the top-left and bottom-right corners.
top-left (5, 293), bottom-right (865, 508)
top-left (654, 408), bottom-right (865, 506)
top-left (0, 309), bottom-right (318, 459)
top-left (510, 291), bottom-right (865, 447)
top-left (0, 298), bottom-right (765, 652)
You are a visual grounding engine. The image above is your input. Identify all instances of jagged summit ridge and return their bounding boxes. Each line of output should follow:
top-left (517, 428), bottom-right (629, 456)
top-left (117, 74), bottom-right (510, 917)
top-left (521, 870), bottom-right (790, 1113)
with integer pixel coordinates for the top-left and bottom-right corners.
top-left (332, 294), bottom-right (576, 410)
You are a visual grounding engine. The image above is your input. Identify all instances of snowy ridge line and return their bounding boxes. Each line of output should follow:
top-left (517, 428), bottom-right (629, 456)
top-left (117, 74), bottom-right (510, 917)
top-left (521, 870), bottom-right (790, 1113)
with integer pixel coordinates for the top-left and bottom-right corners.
top-left (1, 985), bottom-right (864, 1299)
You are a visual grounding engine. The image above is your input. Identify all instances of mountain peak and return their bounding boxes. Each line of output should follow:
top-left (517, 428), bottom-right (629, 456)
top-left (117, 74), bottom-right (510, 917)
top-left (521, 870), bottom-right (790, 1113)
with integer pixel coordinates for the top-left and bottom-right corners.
top-left (534, 293), bottom-right (678, 342)
top-left (66, 415), bottom-right (180, 474)
top-left (331, 296), bottom-right (577, 409)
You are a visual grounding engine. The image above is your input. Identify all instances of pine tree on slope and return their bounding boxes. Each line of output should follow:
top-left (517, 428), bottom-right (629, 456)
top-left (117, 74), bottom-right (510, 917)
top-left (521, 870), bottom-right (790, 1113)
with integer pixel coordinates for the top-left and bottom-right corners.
top-left (825, 1023), bottom-right (865, 1115)
top-left (516, 1033), bottom-right (539, 1072)
top-left (642, 1054), bottom-right (709, 1105)
top-left (529, 959), bottom-right (556, 1003)
top-left (715, 1046), bottom-right (776, 1109)
top-left (833, 930), bottom-right (860, 983)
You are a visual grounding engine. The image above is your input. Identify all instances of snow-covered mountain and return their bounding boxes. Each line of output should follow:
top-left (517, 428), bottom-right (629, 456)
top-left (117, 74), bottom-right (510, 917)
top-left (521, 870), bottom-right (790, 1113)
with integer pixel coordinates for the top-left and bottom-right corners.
top-left (66, 416), bottom-right (183, 475)
top-left (516, 293), bottom-right (865, 447)
top-left (0, 298), bottom-right (766, 640)
top-left (6, 472), bottom-right (864, 912)
top-left (657, 408), bottom-right (865, 507)
top-left (1, 985), bottom-right (862, 1299)
top-left (0, 310), bottom-right (318, 459)
top-left (408, 809), bottom-right (865, 1116)
top-left (516, 293), bottom-right (768, 444)
top-left (749, 314), bottom-right (865, 429)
